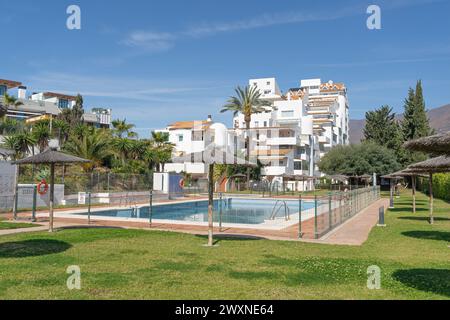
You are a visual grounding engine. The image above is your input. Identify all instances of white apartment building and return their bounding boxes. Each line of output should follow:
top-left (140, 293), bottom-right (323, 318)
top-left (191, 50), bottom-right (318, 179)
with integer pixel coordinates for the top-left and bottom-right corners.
top-left (159, 77), bottom-right (349, 191)
top-left (159, 116), bottom-right (215, 176)
top-left (0, 78), bottom-right (112, 128)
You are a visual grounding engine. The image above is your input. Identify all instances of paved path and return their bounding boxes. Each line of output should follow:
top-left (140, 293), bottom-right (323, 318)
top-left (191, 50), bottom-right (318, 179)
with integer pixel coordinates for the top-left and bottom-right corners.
top-left (317, 198), bottom-right (389, 245)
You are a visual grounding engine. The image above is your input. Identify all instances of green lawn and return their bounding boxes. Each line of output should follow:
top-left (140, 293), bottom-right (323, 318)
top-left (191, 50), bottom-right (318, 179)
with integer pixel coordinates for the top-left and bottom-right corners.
top-left (0, 191), bottom-right (448, 299)
top-left (0, 219), bottom-right (37, 230)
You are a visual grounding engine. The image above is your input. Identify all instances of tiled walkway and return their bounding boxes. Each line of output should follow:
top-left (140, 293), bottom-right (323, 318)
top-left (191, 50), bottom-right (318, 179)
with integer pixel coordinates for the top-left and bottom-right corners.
top-left (1, 198), bottom-right (388, 246)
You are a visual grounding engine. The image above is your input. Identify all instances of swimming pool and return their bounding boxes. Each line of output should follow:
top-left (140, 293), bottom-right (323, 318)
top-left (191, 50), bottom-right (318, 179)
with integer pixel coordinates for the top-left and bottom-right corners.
top-left (77, 198), bottom-right (315, 225)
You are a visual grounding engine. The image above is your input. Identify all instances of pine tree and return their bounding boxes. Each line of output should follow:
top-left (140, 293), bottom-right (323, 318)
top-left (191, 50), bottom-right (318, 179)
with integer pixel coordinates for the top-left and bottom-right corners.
top-left (402, 81), bottom-right (431, 140)
top-left (402, 88), bottom-right (416, 140)
top-left (363, 105), bottom-right (405, 164)
top-left (413, 80), bottom-right (431, 137)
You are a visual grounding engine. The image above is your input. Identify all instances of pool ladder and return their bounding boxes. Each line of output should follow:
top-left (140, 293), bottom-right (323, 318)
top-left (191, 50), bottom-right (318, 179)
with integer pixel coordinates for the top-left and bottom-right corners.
top-left (270, 200), bottom-right (290, 221)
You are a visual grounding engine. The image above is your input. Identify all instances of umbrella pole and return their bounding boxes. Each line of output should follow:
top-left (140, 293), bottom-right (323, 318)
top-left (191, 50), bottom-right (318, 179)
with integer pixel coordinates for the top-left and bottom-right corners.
top-left (49, 163), bottom-right (55, 232)
top-left (429, 173), bottom-right (434, 225)
top-left (412, 175), bottom-right (416, 214)
top-left (207, 164), bottom-right (214, 247)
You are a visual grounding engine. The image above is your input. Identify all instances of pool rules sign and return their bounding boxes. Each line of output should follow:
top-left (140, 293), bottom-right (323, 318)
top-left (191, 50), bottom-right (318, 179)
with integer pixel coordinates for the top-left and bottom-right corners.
top-left (0, 162), bottom-right (17, 210)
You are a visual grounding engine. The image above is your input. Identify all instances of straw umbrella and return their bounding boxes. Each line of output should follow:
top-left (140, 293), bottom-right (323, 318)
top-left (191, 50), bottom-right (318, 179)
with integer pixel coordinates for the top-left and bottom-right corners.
top-left (404, 132), bottom-right (450, 156)
top-left (388, 169), bottom-right (427, 214)
top-left (173, 143), bottom-right (256, 246)
top-left (407, 156), bottom-right (450, 224)
top-left (381, 173), bottom-right (404, 208)
top-left (13, 148), bottom-right (90, 232)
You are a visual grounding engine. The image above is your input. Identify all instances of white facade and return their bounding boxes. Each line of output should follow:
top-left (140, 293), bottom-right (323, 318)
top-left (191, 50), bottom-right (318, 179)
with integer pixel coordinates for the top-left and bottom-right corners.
top-left (232, 77), bottom-right (349, 187)
top-left (159, 76), bottom-right (349, 191)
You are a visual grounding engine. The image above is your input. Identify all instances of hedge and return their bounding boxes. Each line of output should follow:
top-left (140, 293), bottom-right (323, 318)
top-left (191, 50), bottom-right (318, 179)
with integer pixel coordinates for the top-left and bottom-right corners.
top-left (417, 173), bottom-right (450, 201)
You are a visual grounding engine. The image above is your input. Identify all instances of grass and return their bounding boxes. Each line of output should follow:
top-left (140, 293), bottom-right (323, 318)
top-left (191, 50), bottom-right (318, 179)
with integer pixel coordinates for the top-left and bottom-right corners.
top-left (0, 219), bottom-right (37, 230)
top-left (0, 190), bottom-right (448, 299)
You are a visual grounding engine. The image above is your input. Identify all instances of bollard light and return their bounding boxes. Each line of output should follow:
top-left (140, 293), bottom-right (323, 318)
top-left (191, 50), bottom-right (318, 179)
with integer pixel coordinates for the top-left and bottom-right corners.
top-left (377, 206), bottom-right (386, 227)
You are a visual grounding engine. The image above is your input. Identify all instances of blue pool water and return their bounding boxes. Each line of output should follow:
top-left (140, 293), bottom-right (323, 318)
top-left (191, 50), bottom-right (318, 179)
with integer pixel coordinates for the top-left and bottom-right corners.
top-left (79, 198), bottom-right (315, 225)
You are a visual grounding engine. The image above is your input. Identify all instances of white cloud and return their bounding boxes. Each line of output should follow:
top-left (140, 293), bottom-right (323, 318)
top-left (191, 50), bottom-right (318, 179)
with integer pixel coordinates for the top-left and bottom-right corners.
top-left (120, 31), bottom-right (176, 52)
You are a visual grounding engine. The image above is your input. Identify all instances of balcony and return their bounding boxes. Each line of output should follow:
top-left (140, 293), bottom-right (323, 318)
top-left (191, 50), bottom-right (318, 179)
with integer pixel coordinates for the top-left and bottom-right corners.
top-left (318, 135), bottom-right (330, 144)
top-left (266, 136), bottom-right (298, 146)
top-left (262, 166), bottom-right (290, 176)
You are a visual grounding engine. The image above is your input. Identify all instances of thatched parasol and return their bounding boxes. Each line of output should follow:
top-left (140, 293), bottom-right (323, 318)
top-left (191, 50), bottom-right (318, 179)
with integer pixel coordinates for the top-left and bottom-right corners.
top-left (387, 170), bottom-right (427, 214)
top-left (381, 173), bottom-right (404, 209)
top-left (404, 132), bottom-right (450, 156)
top-left (13, 148), bottom-right (90, 232)
top-left (405, 156), bottom-right (450, 224)
top-left (172, 143), bottom-right (256, 247)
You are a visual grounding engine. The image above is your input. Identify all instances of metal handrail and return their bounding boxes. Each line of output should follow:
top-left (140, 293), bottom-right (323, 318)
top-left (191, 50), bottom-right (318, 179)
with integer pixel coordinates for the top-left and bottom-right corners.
top-left (270, 200), bottom-right (290, 221)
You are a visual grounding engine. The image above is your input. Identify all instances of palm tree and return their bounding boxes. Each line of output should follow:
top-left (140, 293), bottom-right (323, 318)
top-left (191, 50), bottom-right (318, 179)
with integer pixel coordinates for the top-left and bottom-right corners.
top-left (220, 85), bottom-right (271, 187)
top-left (112, 119), bottom-right (137, 138)
top-left (0, 117), bottom-right (24, 135)
top-left (151, 131), bottom-right (170, 147)
top-left (52, 119), bottom-right (70, 145)
top-left (2, 132), bottom-right (36, 160)
top-left (32, 121), bottom-right (50, 152)
top-left (112, 137), bottom-right (133, 165)
top-left (3, 93), bottom-right (23, 110)
top-left (64, 128), bottom-right (111, 172)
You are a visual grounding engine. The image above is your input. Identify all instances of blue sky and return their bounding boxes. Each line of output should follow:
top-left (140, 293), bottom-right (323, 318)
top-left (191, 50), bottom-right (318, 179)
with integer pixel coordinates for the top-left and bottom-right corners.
top-left (1, 0), bottom-right (450, 137)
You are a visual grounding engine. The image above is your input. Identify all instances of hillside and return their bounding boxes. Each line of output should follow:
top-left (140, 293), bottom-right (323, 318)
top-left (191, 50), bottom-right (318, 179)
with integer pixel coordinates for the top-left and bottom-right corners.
top-left (349, 104), bottom-right (450, 144)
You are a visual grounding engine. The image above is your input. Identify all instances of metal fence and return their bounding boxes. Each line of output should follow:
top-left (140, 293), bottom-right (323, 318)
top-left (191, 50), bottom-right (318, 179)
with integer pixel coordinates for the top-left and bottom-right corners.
top-left (299, 186), bottom-right (381, 239)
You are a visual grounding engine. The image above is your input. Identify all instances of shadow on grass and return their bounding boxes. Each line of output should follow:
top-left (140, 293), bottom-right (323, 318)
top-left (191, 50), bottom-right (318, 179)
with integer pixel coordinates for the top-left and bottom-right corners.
top-left (0, 239), bottom-right (71, 258)
top-left (389, 207), bottom-right (429, 213)
top-left (393, 269), bottom-right (450, 297)
top-left (402, 231), bottom-right (450, 242)
top-left (195, 234), bottom-right (265, 245)
top-left (399, 217), bottom-right (450, 222)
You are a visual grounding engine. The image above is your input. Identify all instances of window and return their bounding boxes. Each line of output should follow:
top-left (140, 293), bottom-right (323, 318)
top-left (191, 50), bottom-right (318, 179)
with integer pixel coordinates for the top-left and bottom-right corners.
top-left (178, 134), bottom-right (184, 142)
top-left (0, 85), bottom-right (6, 96)
top-left (263, 121), bottom-right (267, 127)
top-left (254, 121), bottom-right (259, 127)
top-left (294, 162), bottom-right (302, 171)
top-left (281, 110), bottom-right (294, 118)
top-left (58, 99), bottom-right (69, 109)
top-left (266, 81), bottom-right (270, 85)
top-left (264, 90), bottom-right (271, 94)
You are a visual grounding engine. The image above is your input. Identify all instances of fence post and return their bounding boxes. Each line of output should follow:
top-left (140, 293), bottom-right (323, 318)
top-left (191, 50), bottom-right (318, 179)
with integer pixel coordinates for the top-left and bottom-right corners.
top-left (149, 189), bottom-right (153, 226)
top-left (87, 192), bottom-right (92, 225)
top-left (298, 194), bottom-right (302, 239)
top-left (314, 195), bottom-right (318, 239)
top-left (219, 192), bottom-right (223, 232)
top-left (328, 192), bottom-right (332, 231)
top-left (13, 185), bottom-right (19, 220)
top-left (31, 185), bottom-right (37, 222)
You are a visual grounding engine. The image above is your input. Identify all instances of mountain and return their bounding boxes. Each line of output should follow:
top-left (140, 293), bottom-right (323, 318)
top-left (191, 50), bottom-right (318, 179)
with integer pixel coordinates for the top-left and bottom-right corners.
top-left (349, 104), bottom-right (450, 144)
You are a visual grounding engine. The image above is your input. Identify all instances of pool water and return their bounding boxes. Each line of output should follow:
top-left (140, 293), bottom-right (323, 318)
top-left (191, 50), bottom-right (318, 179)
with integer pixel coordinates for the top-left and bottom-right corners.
top-left (79, 198), bottom-right (315, 225)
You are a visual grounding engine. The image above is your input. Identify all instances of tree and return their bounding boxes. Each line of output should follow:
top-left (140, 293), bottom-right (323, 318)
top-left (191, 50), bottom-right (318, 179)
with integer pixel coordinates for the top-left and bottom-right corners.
top-left (221, 85), bottom-right (271, 187)
top-left (319, 142), bottom-right (401, 176)
top-left (151, 131), bottom-right (170, 147)
top-left (64, 128), bottom-right (111, 172)
top-left (3, 93), bottom-right (23, 110)
top-left (402, 81), bottom-right (431, 140)
top-left (0, 117), bottom-right (24, 135)
top-left (2, 132), bottom-right (36, 160)
top-left (363, 105), bottom-right (405, 163)
top-left (112, 119), bottom-right (137, 138)
top-left (32, 121), bottom-right (51, 152)
top-left (401, 81), bottom-right (431, 165)
top-left (52, 119), bottom-right (70, 145)
top-left (58, 94), bottom-right (84, 127)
